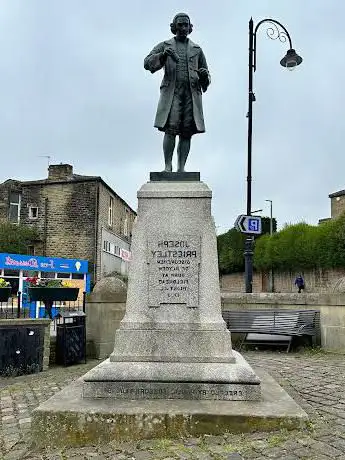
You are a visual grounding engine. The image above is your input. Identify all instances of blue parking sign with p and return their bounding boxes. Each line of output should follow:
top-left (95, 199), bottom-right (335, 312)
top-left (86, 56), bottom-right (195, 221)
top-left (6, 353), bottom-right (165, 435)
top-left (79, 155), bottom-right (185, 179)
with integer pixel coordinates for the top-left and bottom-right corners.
top-left (248, 218), bottom-right (260, 233)
top-left (234, 214), bottom-right (262, 234)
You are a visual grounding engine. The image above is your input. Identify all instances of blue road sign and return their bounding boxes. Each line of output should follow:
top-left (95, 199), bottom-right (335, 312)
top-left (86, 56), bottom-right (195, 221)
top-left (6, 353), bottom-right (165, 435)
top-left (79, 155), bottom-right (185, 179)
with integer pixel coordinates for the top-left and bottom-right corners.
top-left (234, 215), bottom-right (262, 235)
top-left (248, 218), bottom-right (260, 233)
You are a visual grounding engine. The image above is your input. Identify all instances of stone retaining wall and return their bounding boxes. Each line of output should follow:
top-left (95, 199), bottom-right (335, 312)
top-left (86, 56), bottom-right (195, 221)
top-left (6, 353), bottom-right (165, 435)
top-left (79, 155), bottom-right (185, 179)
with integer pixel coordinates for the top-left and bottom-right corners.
top-left (221, 268), bottom-right (345, 293)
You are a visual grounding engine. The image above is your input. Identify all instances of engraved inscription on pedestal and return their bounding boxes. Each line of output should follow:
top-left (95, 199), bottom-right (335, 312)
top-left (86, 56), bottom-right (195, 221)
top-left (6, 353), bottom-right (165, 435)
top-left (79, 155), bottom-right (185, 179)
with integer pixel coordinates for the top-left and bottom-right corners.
top-left (147, 236), bottom-right (200, 307)
top-left (83, 381), bottom-right (261, 401)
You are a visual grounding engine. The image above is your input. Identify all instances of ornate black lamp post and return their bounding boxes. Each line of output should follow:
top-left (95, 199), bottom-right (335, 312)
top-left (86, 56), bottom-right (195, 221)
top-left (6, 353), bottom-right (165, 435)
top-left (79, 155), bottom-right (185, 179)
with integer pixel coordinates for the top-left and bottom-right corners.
top-left (245, 18), bottom-right (302, 293)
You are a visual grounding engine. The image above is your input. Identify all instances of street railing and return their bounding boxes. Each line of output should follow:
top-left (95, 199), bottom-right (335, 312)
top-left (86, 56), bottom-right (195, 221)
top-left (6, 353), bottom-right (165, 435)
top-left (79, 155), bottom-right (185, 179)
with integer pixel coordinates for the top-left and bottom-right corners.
top-left (0, 291), bottom-right (86, 319)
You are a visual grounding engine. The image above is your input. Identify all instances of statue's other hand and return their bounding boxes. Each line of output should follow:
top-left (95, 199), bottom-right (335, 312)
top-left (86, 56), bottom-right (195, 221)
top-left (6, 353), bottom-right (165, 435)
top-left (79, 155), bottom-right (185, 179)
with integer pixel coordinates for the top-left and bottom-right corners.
top-left (198, 68), bottom-right (209, 80)
top-left (163, 47), bottom-right (179, 62)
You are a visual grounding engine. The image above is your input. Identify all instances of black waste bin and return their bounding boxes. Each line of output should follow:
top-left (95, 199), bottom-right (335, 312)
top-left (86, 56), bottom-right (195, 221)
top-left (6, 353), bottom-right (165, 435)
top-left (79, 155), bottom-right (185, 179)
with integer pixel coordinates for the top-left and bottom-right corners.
top-left (55, 311), bottom-right (86, 366)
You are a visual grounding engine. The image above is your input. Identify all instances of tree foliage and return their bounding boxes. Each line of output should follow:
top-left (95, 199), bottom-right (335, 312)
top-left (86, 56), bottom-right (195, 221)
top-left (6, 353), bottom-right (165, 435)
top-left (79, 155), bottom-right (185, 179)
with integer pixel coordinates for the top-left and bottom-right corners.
top-left (217, 216), bottom-right (277, 274)
top-left (218, 213), bottom-right (345, 274)
top-left (0, 222), bottom-right (39, 254)
top-left (260, 216), bottom-right (277, 235)
top-left (254, 214), bottom-right (345, 271)
top-left (217, 228), bottom-right (246, 274)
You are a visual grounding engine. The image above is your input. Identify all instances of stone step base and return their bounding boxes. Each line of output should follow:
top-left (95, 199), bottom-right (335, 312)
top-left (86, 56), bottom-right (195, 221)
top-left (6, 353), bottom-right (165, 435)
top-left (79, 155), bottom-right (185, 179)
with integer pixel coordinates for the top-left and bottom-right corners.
top-left (31, 368), bottom-right (308, 449)
top-left (82, 351), bottom-right (261, 400)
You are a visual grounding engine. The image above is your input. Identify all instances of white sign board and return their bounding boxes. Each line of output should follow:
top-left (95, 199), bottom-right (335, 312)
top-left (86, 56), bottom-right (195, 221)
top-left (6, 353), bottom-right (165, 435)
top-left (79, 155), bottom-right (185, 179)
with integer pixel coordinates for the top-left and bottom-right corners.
top-left (234, 215), bottom-right (262, 235)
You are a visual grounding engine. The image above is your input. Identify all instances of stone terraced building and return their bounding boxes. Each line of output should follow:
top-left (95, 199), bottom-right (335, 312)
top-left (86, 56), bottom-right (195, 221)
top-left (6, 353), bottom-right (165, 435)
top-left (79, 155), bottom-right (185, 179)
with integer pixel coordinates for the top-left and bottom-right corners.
top-left (0, 163), bottom-right (136, 283)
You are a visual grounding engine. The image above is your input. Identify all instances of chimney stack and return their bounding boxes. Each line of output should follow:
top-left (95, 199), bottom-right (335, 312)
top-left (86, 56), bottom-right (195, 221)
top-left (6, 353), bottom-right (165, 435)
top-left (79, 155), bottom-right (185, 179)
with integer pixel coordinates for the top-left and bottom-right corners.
top-left (48, 164), bottom-right (73, 181)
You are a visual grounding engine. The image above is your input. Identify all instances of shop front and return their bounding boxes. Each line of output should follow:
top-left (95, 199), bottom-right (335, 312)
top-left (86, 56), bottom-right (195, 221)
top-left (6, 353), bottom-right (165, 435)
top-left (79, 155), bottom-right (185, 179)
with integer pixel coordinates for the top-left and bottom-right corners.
top-left (0, 253), bottom-right (90, 318)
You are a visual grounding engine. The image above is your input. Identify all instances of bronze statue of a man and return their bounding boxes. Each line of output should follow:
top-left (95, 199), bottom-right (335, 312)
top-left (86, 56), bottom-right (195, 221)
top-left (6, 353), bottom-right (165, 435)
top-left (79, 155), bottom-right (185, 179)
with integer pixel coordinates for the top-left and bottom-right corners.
top-left (144, 13), bottom-right (210, 172)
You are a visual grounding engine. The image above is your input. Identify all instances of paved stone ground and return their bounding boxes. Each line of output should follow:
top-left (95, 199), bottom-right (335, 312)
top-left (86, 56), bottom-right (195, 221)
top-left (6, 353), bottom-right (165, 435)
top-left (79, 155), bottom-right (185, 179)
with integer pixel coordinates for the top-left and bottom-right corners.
top-left (1, 350), bottom-right (345, 459)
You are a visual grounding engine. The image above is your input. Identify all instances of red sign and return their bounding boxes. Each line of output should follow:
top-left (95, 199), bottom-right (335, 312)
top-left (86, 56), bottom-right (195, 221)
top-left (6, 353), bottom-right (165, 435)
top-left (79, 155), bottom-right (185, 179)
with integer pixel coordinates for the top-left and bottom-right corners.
top-left (120, 249), bottom-right (132, 262)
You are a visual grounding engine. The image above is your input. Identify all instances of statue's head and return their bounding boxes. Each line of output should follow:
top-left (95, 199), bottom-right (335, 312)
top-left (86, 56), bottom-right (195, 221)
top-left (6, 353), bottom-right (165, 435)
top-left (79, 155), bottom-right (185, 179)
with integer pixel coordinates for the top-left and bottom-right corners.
top-left (170, 13), bottom-right (193, 37)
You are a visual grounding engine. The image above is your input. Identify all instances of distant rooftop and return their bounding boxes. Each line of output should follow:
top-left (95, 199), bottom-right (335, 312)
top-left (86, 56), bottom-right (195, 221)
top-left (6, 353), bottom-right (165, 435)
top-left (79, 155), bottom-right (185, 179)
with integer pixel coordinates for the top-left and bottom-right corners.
top-left (329, 189), bottom-right (345, 198)
top-left (0, 163), bottom-right (136, 214)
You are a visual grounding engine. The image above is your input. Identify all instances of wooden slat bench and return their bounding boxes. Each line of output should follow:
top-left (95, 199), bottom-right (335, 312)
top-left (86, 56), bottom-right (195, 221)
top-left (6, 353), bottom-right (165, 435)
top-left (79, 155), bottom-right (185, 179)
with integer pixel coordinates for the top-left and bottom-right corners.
top-left (222, 309), bottom-right (320, 353)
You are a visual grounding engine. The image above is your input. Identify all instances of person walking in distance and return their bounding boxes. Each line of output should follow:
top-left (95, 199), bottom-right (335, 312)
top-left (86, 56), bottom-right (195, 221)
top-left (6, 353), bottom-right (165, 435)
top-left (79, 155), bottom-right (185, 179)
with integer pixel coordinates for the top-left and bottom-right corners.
top-left (294, 274), bottom-right (305, 293)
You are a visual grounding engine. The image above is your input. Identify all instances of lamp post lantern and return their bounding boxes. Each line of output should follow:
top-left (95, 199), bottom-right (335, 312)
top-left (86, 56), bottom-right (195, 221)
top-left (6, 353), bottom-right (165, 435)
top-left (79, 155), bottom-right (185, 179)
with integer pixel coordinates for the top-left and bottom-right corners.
top-left (244, 18), bottom-right (302, 293)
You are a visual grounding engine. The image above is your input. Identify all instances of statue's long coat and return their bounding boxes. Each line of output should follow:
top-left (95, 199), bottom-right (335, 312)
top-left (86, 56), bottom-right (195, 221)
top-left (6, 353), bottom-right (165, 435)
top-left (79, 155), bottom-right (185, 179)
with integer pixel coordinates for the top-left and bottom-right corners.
top-left (144, 37), bottom-right (210, 133)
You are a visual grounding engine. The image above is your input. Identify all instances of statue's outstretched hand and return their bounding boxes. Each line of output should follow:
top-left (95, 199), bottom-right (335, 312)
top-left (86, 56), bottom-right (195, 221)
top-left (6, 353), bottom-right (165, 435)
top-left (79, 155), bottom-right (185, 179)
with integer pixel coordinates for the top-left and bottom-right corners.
top-left (163, 47), bottom-right (179, 62)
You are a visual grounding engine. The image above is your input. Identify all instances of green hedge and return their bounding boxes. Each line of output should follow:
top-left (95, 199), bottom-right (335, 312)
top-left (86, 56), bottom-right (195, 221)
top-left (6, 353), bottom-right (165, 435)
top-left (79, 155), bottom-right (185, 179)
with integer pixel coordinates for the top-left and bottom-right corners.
top-left (217, 228), bottom-right (246, 274)
top-left (218, 214), bottom-right (345, 274)
top-left (254, 214), bottom-right (345, 271)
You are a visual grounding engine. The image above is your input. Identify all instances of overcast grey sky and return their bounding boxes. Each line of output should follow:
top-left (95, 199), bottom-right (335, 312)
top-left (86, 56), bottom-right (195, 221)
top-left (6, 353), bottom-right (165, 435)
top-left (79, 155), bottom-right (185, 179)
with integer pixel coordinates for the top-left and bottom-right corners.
top-left (0, 1), bottom-right (342, 232)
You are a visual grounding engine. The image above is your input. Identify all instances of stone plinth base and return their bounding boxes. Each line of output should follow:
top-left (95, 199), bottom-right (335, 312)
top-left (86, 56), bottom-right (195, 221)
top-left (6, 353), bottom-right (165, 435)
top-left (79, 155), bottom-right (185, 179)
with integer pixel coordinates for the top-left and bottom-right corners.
top-left (82, 351), bottom-right (260, 401)
top-left (31, 368), bottom-right (308, 449)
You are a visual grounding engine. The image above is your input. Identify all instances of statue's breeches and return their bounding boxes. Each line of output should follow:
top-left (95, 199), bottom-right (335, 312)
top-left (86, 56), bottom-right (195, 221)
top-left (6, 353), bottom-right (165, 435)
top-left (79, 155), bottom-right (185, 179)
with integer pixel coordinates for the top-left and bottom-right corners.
top-left (160, 83), bottom-right (196, 137)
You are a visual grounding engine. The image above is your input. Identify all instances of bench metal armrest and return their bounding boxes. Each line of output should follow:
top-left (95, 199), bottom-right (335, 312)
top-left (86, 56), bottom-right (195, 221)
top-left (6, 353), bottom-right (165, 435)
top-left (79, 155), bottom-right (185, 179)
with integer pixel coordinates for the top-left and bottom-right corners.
top-left (297, 322), bottom-right (315, 334)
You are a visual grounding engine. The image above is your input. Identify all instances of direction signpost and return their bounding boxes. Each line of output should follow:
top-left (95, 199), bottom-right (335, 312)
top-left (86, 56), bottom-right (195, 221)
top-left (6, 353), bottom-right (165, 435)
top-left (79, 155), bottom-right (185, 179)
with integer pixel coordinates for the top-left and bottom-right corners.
top-left (235, 214), bottom-right (262, 293)
top-left (234, 215), bottom-right (262, 235)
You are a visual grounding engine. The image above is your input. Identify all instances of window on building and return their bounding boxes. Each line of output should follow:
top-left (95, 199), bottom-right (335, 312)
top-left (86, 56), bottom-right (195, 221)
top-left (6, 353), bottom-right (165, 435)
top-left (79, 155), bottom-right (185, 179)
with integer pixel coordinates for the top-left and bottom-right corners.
top-left (41, 272), bottom-right (55, 279)
top-left (102, 239), bottom-right (122, 257)
top-left (3, 270), bottom-right (20, 277)
top-left (103, 240), bottom-right (111, 253)
top-left (27, 245), bottom-right (35, 255)
top-left (108, 197), bottom-right (113, 226)
top-left (56, 272), bottom-right (70, 279)
top-left (23, 270), bottom-right (39, 277)
top-left (8, 192), bottom-right (21, 223)
top-left (28, 206), bottom-right (38, 220)
top-left (72, 273), bottom-right (84, 280)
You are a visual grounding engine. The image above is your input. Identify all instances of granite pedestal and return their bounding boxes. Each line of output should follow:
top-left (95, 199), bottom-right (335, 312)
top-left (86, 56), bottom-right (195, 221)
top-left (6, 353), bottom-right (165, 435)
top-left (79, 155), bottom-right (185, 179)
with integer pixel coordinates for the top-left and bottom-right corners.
top-left (83, 180), bottom-right (261, 400)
